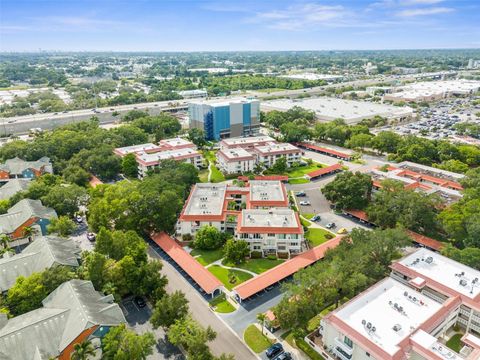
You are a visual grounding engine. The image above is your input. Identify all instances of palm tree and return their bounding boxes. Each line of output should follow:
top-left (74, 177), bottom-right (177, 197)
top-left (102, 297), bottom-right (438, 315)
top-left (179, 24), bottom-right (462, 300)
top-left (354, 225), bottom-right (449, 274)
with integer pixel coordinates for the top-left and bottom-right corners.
top-left (22, 226), bottom-right (38, 242)
top-left (70, 340), bottom-right (95, 360)
top-left (257, 313), bottom-right (267, 335)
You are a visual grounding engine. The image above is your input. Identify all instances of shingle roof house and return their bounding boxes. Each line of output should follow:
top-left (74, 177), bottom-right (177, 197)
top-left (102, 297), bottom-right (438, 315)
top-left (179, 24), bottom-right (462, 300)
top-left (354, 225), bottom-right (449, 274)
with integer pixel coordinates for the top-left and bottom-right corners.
top-left (0, 235), bottom-right (81, 293)
top-left (0, 178), bottom-right (31, 200)
top-left (0, 157), bottom-right (53, 181)
top-left (0, 198), bottom-right (57, 239)
top-left (0, 280), bottom-right (126, 360)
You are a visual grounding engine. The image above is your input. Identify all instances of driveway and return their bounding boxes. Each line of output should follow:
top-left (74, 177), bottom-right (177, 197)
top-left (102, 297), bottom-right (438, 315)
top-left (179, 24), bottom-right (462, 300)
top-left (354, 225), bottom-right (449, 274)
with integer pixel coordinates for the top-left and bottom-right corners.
top-left (147, 244), bottom-right (258, 360)
top-left (70, 217), bottom-right (94, 251)
top-left (123, 297), bottom-right (183, 360)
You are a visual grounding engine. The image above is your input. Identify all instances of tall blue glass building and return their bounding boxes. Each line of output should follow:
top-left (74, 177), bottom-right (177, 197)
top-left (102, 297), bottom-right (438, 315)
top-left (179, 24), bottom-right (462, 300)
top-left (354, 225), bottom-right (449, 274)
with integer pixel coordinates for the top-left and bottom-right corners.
top-left (188, 99), bottom-right (260, 140)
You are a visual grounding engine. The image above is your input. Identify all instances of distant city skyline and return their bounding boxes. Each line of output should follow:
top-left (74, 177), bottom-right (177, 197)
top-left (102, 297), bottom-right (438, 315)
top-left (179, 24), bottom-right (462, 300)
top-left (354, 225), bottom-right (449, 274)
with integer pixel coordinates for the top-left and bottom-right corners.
top-left (1, 0), bottom-right (479, 52)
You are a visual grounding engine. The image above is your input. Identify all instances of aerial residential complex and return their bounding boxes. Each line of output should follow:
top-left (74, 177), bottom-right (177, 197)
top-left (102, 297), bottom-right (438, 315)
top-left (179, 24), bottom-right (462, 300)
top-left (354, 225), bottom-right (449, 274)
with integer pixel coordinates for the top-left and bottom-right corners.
top-left (114, 137), bottom-right (203, 178)
top-left (370, 161), bottom-right (465, 203)
top-left (262, 98), bottom-right (414, 124)
top-left (177, 180), bottom-right (304, 255)
top-left (309, 248), bottom-right (480, 360)
top-left (188, 98), bottom-right (260, 140)
top-left (0, 157), bottom-right (53, 182)
top-left (216, 135), bottom-right (303, 174)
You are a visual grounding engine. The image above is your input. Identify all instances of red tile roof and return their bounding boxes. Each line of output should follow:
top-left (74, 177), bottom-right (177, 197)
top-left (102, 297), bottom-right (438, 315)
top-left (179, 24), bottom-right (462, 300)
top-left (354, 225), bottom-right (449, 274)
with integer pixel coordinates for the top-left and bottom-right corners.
top-left (344, 209), bottom-right (370, 222)
top-left (254, 175), bottom-right (289, 181)
top-left (406, 230), bottom-right (444, 251)
top-left (89, 175), bottom-right (103, 188)
top-left (307, 163), bottom-right (342, 179)
top-left (296, 143), bottom-right (351, 160)
top-left (233, 236), bottom-right (343, 300)
top-left (151, 232), bottom-right (223, 294)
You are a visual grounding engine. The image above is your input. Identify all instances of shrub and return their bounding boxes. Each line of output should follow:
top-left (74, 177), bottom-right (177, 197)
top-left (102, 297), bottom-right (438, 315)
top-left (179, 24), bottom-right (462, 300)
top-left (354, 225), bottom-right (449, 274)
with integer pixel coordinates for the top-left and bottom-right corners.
top-left (267, 254), bottom-right (277, 260)
top-left (250, 251), bottom-right (263, 259)
top-left (324, 233), bottom-right (335, 240)
top-left (182, 233), bottom-right (193, 242)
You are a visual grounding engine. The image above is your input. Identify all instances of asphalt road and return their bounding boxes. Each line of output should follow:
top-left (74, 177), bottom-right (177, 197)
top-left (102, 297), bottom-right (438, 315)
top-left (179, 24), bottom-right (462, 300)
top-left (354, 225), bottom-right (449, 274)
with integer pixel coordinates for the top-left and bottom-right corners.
top-left (147, 245), bottom-right (258, 360)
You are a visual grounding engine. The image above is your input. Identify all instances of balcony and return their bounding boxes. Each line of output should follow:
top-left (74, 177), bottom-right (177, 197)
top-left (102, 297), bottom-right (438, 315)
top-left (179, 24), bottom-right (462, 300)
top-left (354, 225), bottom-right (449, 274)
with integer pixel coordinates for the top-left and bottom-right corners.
top-left (334, 338), bottom-right (353, 356)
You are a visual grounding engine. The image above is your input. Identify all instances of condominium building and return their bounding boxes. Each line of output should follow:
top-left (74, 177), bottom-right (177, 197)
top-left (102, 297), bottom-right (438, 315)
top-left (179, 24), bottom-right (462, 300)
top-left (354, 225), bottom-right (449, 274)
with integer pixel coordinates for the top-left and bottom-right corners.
top-left (177, 180), bottom-right (299, 255)
top-left (308, 248), bottom-right (480, 360)
top-left (236, 208), bottom-right (303, 255)
top-left (188, 98), bottom-right (260, 140)
top-left (0, 157), bottom-right (53, 182)
top-left (114, 137), bottom-right (203, 178)
top-left (216, 136), bottom-right (303, 175)
top-left (216, 147), bottom-right (256, 174)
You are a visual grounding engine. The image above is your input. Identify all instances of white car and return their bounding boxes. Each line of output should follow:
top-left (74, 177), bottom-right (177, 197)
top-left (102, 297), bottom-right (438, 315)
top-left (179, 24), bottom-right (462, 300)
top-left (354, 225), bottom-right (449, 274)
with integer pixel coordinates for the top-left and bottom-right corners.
top-left (299, 201), bottom-right (311, 206)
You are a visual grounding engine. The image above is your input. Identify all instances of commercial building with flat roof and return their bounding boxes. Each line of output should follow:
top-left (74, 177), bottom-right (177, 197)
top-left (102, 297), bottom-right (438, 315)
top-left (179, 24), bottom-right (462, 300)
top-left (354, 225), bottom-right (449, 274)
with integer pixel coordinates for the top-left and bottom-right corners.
top-left (219, 135), bottom-right (275, 150)
top-left (217, 147), bottom-right (256, 174)
top-left (262, 98), bottom-right (414, 124)
top-left (384, 80), bottom-right (480, 103)
top-left (189, 98), bottom-right (260, 140)
top-left (308, 248), bottom-right (480, 360)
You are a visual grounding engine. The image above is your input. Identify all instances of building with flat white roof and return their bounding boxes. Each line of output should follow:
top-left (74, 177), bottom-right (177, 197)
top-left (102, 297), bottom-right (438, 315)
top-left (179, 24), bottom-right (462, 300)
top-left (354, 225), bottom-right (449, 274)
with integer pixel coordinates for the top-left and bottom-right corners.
top-left (216, 148), bottom-right (256, 174)
top-left (177, 89), bottom-right (208, 99)
top-left (279, 73), bottom-right (343, 82)
top-left (308, 248), bottom-right (480, 360)
top-left (217, 136), bottom-right (303, 175)
top-left (262, 98), bottom-right (414, 124)
top-left (137, 147), bottom-right (202, 177)
top-left (177, 181), bottom-right (299, 255)
top-left (114, 137), bottom-right (201, 178)
top-left (219, 135), bottom-right (275, 150)
top-left (384, 80), bottom-right (480, 103)
top-left (237, 208), bottom-right (303, 255)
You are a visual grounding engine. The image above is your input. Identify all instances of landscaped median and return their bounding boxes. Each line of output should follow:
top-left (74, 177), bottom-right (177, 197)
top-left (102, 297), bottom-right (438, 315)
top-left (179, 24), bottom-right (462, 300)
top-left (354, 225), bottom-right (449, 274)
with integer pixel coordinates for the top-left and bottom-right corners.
top-left (209, 293), bottom-right (236, 313)
top-left (243, 324), bottom-right (274, 353)
top-left (207, 265), bottom-right (253, 291)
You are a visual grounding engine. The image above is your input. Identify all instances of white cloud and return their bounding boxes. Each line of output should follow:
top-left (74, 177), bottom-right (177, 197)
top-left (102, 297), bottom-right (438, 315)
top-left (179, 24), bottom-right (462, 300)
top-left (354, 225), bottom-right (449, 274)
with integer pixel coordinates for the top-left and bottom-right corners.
top-left (251, 3), bottom-right (353, 30)
top-left (400, 0), bottom-right (445, 4)
top-left (396, 6), bottom-right (454, 16)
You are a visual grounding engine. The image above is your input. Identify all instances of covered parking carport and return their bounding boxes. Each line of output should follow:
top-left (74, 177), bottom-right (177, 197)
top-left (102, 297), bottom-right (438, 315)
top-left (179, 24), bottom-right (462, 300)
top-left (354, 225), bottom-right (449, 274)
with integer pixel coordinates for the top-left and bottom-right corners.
top-left (232, 236), bottom-right (343, 303)
top-left (151, 232), bottom-right (223, 297)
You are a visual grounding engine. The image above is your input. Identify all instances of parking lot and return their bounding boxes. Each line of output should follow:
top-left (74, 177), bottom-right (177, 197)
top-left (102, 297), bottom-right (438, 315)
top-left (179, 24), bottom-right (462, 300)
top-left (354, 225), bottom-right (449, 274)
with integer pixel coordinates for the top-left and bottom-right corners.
top-left (70, 216), bottom-right (94, 251)
top-left (122, 297), bottom-right (184, 360)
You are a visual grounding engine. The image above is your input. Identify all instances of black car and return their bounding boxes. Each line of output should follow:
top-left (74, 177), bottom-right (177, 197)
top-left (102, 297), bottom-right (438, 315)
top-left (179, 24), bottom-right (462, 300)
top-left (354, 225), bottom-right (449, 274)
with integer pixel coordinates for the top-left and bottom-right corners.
top-left (276, 352), bottom-right (292, 360)
top-left (266, 343), bottom-right (284, 359)
top-left (295, 191), bottom-right (306, 197)
top-left (134, 296), bottom-right (147, 308)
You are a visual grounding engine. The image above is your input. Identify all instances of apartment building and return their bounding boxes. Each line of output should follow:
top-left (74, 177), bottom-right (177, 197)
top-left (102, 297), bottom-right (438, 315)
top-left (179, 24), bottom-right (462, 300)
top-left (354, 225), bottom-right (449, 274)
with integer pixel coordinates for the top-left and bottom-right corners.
top-left (114, 137), bottom-right (203, 178)
top-left (188, 98), bottom-right (260, 140)
top-left (216, 136), bottom-right (303, 174)
top-left (308, 248), bottom-right (480, 360)
top-left (0, 157), bottom-right (53, 182)
top-left (236, 208), bottom-right (303, 255)
top-left (177, 180), bottom-right (300, 255)
top-left (216, 147), bottom-right (256, 174)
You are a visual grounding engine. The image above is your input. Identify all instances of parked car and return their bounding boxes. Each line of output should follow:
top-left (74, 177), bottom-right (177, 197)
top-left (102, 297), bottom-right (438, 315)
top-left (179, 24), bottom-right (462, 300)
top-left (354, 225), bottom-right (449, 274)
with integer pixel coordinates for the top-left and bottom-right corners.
top-left (299, 201), bottom-right (311, 206)
top-left (338, 227), bottom-right (348, 234)
top-left (295, 191), bottom-right (306, 197)
top-left (75, 215), bottom-right (83, 224)
top-left (311, 215), bottom-right (321, 222)
top-left (266, 343), bottom-right (284, 359)
top-left (326, 222), bottom-right (336, 229)
top-left (276, 352), bottom-right (292, 360)
top-left (86, 232), bottom-right (96, 242)
top-left (134, 296), bottom-right (147, 308)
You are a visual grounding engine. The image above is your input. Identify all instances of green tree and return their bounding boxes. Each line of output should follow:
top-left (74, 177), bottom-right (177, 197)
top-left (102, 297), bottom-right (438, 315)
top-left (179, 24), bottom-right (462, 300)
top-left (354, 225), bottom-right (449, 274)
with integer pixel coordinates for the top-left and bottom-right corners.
top-left (0, 199), bottom-right (10, 214)
top-left (257, 313), bottom-right (267, 335)
top-left (71, 340), bottom-right (95, 360)
top-left (63, 165), bottom-right (91, 186)
top-left (346, 133), bottom-right (373, 151)
top-left (223, 239), bottom-right (249, 265)
top-left (433, 159), bottom-right (469, 174)
top-left (41, 184), bottom-right (87, 217)
top-left (102, 324), bottom-right (155, 360)
top-left (48, 216), bottom-right (77, 237)
top-left (193, 225), bottom-right (224, 250)
top-left (121, 153), bottom-right (138, 178)
top-left (168, 315), bottom-right (217, 359)
top-left (372, 131), bottom-right (403, 154)
top-left (187, 128), bottom-right (207, 148)
top-left (441, 244), bottom-right (480, 270)
top-left (151, 291), bottom-right (189, 330)
top-left (270, 157), bottom-right (287, 174)
top-left (321, 171), bottom-right (372, 210)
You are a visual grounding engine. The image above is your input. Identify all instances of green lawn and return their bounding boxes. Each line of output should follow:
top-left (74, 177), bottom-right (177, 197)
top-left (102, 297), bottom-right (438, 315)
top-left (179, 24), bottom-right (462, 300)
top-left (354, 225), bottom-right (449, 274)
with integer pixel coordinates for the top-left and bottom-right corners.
top-left (223, 258), bottom-right (285, 274)
top-left (446, 333), bottom-right (463, 353)
top-left (190, 248), bottom-right (224, 266)
top-left (244, 325), bottom-right (273, 353)
top-left (305, 228), bottom-right (334, 247)
top-left (198, 169), bottom-right (209, 182)
top-left (286, 163), bottom-right (324, 178)
top-left (301, 217), bottom-right (312, 227)
top-left (209, 294), bottom-right (236, 313)
top-left (288, 178), bottom-right (310, 184)
top-left (210, 164), bottom-right (226, 183)
top-left (303, 213), bottom-right (315, 220)
top-left (281, 331), bottom-right (325, 360)
top-left (208, 265), bottom-right (253, 290)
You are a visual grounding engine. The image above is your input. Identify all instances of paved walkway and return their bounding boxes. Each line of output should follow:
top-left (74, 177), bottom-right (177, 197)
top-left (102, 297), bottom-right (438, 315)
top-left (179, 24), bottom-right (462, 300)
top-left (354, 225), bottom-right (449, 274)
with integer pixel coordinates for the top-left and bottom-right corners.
top-left (206, 258), bottom-right (258, 277)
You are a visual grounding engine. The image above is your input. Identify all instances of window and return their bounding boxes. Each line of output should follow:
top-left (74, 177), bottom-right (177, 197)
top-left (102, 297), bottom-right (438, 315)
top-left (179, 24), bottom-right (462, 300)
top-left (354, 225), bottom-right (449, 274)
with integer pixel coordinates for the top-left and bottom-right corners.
top-left (267, 233), bottom-right (275, 237)
top-left (344, 336), bottom-right (353, 348)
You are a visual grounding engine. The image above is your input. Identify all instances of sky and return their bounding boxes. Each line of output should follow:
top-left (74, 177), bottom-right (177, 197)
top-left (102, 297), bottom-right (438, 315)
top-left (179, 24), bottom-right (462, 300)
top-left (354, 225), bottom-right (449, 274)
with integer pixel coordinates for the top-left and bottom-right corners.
top-left (0, 0), bottom-right (479, 52)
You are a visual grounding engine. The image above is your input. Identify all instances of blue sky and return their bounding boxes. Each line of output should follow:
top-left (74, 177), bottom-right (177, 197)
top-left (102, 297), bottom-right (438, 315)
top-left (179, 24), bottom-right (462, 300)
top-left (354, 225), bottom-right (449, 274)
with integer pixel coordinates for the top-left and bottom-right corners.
top-left (1, 0), bottom-right (479, 51)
